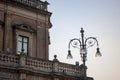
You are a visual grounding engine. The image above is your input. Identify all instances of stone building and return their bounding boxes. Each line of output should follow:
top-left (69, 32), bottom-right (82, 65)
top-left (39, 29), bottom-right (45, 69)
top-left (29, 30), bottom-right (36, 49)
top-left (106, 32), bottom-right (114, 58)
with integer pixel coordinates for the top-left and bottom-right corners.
top-left (0, 0), bottom-right (93, 80)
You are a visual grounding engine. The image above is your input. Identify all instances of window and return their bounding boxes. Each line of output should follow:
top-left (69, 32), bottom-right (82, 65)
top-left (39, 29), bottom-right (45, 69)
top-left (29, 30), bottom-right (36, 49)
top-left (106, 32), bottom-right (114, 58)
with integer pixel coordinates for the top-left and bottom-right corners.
top-left (17, 35), bottom-right (29, 55)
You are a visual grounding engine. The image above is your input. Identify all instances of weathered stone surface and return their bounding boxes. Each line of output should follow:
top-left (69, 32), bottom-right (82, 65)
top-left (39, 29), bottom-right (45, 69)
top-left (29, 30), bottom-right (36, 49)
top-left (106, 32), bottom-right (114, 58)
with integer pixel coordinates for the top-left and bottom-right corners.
top-left (0, 0), bottom-right (93, 80)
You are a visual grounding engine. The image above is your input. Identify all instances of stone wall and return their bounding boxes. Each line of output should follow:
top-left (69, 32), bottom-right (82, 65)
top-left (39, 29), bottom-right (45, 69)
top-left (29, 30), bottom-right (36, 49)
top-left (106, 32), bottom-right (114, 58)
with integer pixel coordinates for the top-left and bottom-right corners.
top-left (0, 0), bottom-right (52, 60)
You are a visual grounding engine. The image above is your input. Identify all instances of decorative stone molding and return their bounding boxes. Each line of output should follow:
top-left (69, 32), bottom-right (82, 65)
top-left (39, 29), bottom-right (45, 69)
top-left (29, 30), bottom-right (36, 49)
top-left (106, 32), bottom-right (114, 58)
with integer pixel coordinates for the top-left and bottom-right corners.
top-left (12, 24), bottom-right (34, 56)
top-left (13, 24), bottom-right (36, 33)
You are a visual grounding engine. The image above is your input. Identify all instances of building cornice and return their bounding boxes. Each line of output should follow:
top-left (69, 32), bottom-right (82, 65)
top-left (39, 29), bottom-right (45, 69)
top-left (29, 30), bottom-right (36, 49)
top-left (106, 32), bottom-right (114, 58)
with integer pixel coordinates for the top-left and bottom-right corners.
top-left (4, 0), bottom-right (52, 16)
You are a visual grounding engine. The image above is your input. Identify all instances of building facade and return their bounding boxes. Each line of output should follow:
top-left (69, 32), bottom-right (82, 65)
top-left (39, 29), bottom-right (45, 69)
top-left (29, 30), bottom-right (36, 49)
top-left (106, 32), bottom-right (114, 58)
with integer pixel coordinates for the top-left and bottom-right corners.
top-left (0, 0), bottom-right (93, 80)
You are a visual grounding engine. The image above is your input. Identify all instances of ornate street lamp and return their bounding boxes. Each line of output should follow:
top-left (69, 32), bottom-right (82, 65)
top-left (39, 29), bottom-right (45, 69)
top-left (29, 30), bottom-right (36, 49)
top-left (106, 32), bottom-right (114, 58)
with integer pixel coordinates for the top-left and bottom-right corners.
top-left (67, 28), bottom-right (102, 80)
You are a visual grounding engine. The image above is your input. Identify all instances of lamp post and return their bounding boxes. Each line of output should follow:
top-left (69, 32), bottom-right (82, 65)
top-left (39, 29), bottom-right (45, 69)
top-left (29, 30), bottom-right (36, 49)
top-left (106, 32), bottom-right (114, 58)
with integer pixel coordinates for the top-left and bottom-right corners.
top-left (67, 28), bottom-right (102, 80)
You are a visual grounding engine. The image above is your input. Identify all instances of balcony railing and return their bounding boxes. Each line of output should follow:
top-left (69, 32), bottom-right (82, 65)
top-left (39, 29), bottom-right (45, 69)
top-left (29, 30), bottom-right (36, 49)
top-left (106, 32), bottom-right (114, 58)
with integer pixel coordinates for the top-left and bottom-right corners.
top-left (7, 0), bottom-right (48, 11)
top-left (0, 53), bottom-right (84, 77)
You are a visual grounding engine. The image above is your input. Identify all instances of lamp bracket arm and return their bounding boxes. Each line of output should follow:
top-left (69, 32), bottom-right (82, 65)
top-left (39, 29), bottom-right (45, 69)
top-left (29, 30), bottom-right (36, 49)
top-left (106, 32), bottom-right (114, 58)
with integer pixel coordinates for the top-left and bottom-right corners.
top-left (68, 38), bottom-right (82, 49)
top-left (85, 37), bottom-right (99, 48)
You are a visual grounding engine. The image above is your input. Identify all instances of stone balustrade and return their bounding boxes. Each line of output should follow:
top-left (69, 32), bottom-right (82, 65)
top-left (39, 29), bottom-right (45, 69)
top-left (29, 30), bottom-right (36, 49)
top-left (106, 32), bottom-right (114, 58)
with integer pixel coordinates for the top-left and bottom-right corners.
top-left (9, 0), bottom-right (48, 11)
top-left (0, 53), bottom-right (83, 77)
top-left (0, 53), bottom-right (19, 66)
top-left (57, 63), bottom-right (82, 76)
top-left (25, 56), bottom-right (53, 72)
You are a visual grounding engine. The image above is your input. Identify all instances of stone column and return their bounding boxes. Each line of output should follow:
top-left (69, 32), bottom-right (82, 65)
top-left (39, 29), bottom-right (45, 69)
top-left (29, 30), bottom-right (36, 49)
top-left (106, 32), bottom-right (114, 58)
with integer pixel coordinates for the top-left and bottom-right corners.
top-left (19, 52), bottom-right (26, 80)
top-left (0, 25), bottom-right (3, 51)
top-left (4, 12), bottom-right (12, 53)
top-left (20, 73), bottom-right (26, 80)
top-left (19, 52), bottom-right (26, 67)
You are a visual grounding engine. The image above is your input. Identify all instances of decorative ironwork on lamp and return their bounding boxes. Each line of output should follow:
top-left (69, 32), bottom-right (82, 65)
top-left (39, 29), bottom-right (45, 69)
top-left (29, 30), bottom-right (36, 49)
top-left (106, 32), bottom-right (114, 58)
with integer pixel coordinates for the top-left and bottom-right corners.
top-left (67, 28), bottom-right (102, 80)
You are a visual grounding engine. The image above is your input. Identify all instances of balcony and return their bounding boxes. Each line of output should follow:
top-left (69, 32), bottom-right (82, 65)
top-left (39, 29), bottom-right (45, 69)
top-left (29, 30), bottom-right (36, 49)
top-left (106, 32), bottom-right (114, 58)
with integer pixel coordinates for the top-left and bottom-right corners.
top-left (5, 0), bottom-right (51, 15)
top-left (0, 52), bottom-right (84, 78)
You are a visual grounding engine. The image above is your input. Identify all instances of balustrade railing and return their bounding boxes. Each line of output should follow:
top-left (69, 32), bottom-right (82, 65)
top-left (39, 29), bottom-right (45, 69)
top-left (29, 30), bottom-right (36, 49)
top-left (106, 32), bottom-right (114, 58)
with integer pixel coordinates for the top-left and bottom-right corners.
top-left (0, 53), bottom-right (19, 66)
top-left (9, 0), bottom-right (48, 11)
top-left (0, 53), bottom-right (83, 77)
top-left (25, 57), bottom-right (52, 72)
top-left (57, 63), bottom-right (81, 76)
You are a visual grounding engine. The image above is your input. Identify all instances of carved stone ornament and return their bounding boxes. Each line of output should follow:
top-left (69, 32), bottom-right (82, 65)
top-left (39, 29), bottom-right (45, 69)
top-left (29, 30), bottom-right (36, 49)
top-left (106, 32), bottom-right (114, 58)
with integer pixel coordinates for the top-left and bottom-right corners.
top-left (13, 24), bottom-right (36, 33)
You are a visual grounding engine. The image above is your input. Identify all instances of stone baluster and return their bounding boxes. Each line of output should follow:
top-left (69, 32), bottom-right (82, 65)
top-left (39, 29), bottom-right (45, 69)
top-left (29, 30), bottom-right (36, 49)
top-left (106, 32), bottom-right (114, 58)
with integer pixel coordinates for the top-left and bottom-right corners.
top-left (19, 50), bottom-right (26, 67)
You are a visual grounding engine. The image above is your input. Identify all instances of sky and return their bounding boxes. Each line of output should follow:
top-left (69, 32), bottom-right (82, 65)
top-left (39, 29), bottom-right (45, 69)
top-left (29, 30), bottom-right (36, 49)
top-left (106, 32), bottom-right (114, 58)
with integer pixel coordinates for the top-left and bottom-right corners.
top-left (43, 0), bottom-right (120, 80)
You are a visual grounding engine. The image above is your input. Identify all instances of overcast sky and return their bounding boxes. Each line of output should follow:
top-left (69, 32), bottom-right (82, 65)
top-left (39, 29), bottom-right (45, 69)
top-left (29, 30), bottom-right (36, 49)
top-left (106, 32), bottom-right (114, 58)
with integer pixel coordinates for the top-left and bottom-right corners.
top-left (43, 0), bottom-right (120, 80)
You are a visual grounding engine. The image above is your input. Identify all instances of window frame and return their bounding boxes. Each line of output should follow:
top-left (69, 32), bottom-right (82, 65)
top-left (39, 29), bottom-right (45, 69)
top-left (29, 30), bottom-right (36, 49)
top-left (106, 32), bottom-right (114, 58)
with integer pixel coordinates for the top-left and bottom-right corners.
top-left (17, 35), bottom-right (29, 55)
top-left (13, 24), bottom-right (35, 56)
